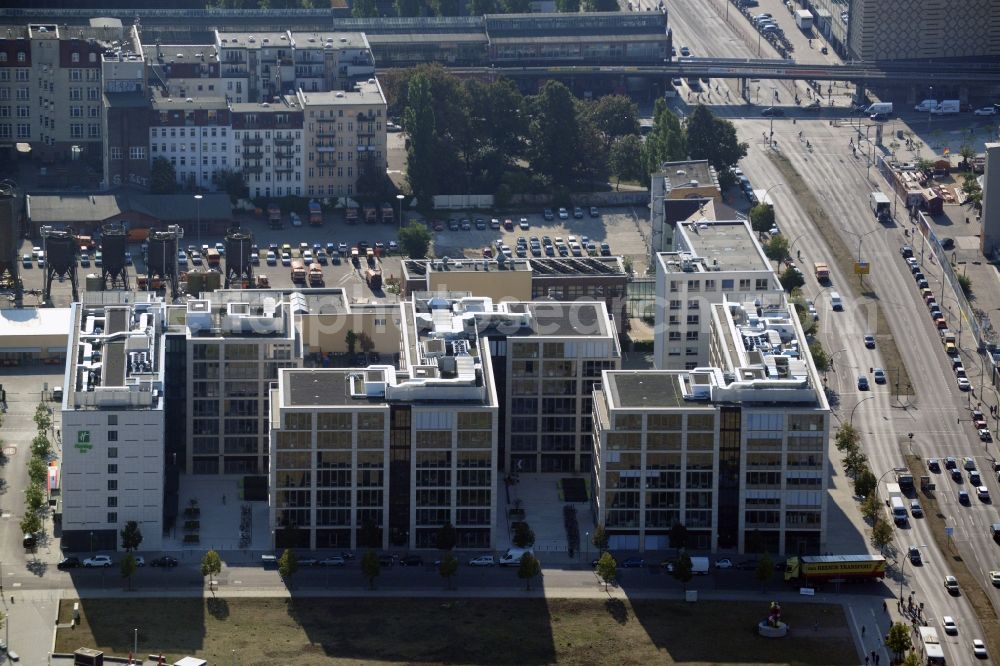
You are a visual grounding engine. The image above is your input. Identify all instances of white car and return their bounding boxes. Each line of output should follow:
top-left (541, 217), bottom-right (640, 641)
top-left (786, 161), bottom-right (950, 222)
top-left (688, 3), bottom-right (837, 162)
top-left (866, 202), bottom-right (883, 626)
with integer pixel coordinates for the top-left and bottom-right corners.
top-left (806, 300), bottom-right (818, 320)
top-left (715, 558), bottom-right (733, 569)
top-left (973, 107), bottom-right (997, 116)
top-left (989, 570), bottom-right (1000, 586)
top-left (83, 555), bottom-right (113, 568)
top-left (942, 616), bottom-right (957, 634)
top-left (290, 212), bottom-right (302, 227)
top-left (468, 555), bottom-right (496, 566)
top-left (958, 377), bottom-right (972, 391)
top-left (132, 556), bottom-right (145, 567)
top-left (558, 208), bottom-right (569, 220)
top-left (972, 639), bottom-right (987, 658)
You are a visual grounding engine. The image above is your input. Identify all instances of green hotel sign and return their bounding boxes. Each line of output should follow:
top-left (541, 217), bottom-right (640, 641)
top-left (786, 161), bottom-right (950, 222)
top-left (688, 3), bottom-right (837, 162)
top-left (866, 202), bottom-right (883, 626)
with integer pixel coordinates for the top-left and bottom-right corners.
top-left (75, 430), bottom-right (92, 453)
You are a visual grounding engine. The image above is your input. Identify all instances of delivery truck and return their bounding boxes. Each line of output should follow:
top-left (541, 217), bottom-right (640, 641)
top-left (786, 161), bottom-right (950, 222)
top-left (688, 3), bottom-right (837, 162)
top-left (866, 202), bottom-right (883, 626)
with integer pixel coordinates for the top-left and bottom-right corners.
top-left (870, 191), bottom-right (892, 223)
top-left (794, 9), bottom-right (813, 29)
top-left (267, 203), bottom-right (282, 229)
top-left (308, 200), bottom-right (323, 226)
top-left (498, 547), bottom-right (534, 566)
top-left (886, 482), bottom-right (908, 525)
top-left (865, 102), bottom-right (893, 117)
top-left (918, 626), bottom-right (945, 664)
top-left (290, 258), bottom-right (306, 283)
top-left (666, 556), bottom-right (710, 575)
top-left (307, 264), bottom-right (324, 287)
top-left (345, 206), bottom-right (359, 225)
top-left (363, 206), bottom-right (377, 225)
top-left (365, 267), bottom-right (383, 290)
top-left (784, 554), bottom-right (886, 583)
top-left (381, 203), bottom-right (394, 226)
top-left (814, 262), bottom-right (830, 283)
top-left (931, 99), bottom-right (960, 115)
top-left (914, 99), bottom-right (938, 112)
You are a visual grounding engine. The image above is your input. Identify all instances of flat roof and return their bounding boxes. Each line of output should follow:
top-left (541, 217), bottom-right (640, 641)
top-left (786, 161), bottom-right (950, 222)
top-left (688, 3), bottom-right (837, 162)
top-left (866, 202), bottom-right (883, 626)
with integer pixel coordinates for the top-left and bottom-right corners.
top-left (285, 369), bottom-right (360, 407)
top-left (366, 33), bottom-right (487, 45)
top-left (149, 44), bottom-right (219, 62)
top-left (659, 160), bottom-right (716, 191)
top-left (510, 301), bottom-right (609, 338)
top-left (0, 307), bottom-right (72, 339)
top-left (152, 96), bottom-right (229, 111)
top-left (297, 80), bottom-right (384, 107)
top-left (605, 371), bottom-right (688, 409)
top-left (674, 220), bottom-right (769, 272)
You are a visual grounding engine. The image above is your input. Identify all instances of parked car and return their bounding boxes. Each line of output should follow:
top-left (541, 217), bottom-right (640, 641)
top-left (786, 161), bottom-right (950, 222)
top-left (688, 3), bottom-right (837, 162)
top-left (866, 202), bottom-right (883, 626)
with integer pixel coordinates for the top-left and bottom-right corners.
top-left (57, 556), bottom-right (81, 570)
top-left (619, 557), bottom-right (645, 568)
top-left (400, 555), bottom-right (424, 567)
top-left (378, 554), bottom-right (396, 567)
top-left (558, 207), bottom-right (569, 220)
top-left (974, 107), bottom-right (997, 116)
top-left (469, 555), bottom-right (496, 566)
top-left (83, 555), bottom-right (113, 568)
top-left (589, 206), bottom-right (600, 217)
top-left (573, 207), bottom-right (584, 219)
top-left (318, 556), bottom-right (346, 567)
top-left (150, 555), bottom-right (178, 567)
top-left (715, 558), bottom-right (733, 569)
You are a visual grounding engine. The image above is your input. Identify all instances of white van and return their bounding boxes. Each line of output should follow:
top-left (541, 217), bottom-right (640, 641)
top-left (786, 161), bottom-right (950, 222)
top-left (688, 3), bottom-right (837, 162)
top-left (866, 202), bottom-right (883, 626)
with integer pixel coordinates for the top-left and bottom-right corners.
top-left (914, 99), bottom-right (938, 112)
top-left (865, 102), bottom-right (893, 116)
top-left (830, 292), bottom-right (843, 311)
top-left (931, 100), bottom-right (960, 115)
top-left (498, 547), bottom-right (533, 566)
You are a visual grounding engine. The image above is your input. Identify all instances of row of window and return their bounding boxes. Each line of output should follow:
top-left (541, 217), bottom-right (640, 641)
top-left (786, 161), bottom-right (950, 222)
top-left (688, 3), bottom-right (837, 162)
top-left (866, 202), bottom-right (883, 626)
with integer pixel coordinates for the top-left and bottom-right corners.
top-left (669, 278), bottom-right (771, 292)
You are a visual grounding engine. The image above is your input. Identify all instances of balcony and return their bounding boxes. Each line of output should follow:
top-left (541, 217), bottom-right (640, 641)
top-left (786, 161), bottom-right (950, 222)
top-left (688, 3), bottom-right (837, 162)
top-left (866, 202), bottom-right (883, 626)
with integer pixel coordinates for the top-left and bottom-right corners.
top-left (243, 136), bottom-right (263, 146)
top-left (316, 157), bottom-right (336, 167)
top-left (275, 166), bottom-right (293, 173)
top-left (242, 165), bottom-right (263, 175)
top-left (274, 136), bottom-right (294, 146)
top-left (316, 129), bottom-right (336, 139)
top-left (275, 150), bottom-right (293, 160)
top-left (242, 150), bottom-right (263, 160)
top-left (316, 145), bottom-right (336, 153)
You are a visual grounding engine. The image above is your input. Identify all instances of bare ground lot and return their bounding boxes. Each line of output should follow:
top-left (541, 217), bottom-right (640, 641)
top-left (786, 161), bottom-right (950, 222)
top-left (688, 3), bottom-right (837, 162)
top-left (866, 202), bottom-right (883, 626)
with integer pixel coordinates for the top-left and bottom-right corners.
top-left (56, 597), bottom-right (855, 666)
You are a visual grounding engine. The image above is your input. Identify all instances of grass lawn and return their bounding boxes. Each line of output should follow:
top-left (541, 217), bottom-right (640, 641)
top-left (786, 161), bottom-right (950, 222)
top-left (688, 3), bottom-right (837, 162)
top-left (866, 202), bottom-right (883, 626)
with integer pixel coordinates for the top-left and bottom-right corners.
top-left (56, 597), bottom-right (855, 665)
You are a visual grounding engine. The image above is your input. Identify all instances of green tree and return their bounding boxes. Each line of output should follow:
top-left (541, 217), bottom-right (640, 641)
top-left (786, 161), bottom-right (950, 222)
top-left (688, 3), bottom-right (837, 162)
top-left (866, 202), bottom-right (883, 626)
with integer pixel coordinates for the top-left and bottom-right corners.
top-left (429, 0), bottom-right (460, 14)
top-left (609, 135), bottom-right (645, 190)
top-left (120, 520), bottom-right (143, 552)
top-left (644, 99), bottom-right (686, 173)
top-left (467, 0), bottom-right (496, 13)
top-left (886, 622), bottom-right (913, 662)
top-left (517, 553), bottom-right (542, 590)
top-left (34, 404), bottom-right (51, 432)
top-left (201, 549), bottom-right (222, 594)
top-left (214, 169), bottom-right (247, 203)
top-left (901, 651), bottom-right (922, 666)
top-left (403, 73), bottom-right (438, 206)
top-left (835, 423), bottom-right (860, 452)
top-left (854, 467), bottom-right (877, 500)
top-left (765, 235), bottom-right (789, 260)
top-left (527, 81), bottom-right (581, 188)
top-left (871, 517), bottom-right (894, 554)
top-left (916, 157), bottom-right (935, 174)
top-left (957, 273), bottom-right (973, 298)
top-left (596, 551), bottom-right (617, 591)
top-left (512, 522), bottom-right (536, 548)
top-left (843, 448), bottom-right (868, 479)
top-left (961, 173), bottom-right (982, 207)
top-left (436, 522), bottom-right (457, 551)
top-left (19, 512), bottom-right (41, 539)
top-left (684, 105), bottom-right (748, 176)
top-left (439, 553), bottom-right (459, 589)
top-left (587, 95), bottom-right (640, 149)
top-left (591, 524), bottom-right (609, 551)
top-left (669, 522), bottom-right (687, 553)
top-left (398, 222), bottom-right (432, 259)
top-left (808, 341), bottom-right (830, 371)
top-left (27, 456), bottom-right (47, 486)
top-left (749, 203), bottom-right (775, 233)
top-left (150, 157), bottom-right (178, 194)
top-left (555, 0), bottom-right (580, 9)
top-left (582, 0), bottom-right (618, 9)
top-left (394, 0), bottom-right (421, 16)
top-left (345, 330), bottom-right (358, 355)
top-left (779, 266), bottom-right (804, 292)
top-left (671, 553), bottom-right (693, 591)
top-left (31, 433), bottom-right (51, 459)
top-left (959, 143), bottom-right (976, 168)
top-left (351, 0), bottom-right (378, 17)
top-left (361, 550), bottom-right (381, 589)
top-left (861, 492), bottom-right (881, 523)
top-left (278, 548), bottom-right (299, 585)
top-left (120, 553), bottom-right (137, 591)
top-left (755, 553), bottom-right (774, 592)
top-left (25, 482), bottom-right (46, 513)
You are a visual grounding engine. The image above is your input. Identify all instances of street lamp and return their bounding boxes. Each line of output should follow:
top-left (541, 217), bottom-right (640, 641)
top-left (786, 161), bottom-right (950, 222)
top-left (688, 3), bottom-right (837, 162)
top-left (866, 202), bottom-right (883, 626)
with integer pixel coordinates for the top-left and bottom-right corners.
top-left (761, 182), bottom-right (786, 210)
top-left (396, 194), bottom-right (405, 230)
top-left (133, 628), bottom-right (138, 665)
top-left (194, 194), bottom-right (203, 252)
top-left (89, 531), bottom-right (94, 554)
top-left (850, 394), bottom-right (876, 428)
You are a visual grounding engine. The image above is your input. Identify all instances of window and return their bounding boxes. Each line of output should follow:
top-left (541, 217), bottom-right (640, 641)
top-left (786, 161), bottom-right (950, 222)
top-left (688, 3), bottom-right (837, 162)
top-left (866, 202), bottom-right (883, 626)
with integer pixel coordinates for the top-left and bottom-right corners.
top-left (0, 53), bottom-right (5, 63)
top-left (16, 51), bottom-right (25, 62)
top-left (739, 279), bottom-right (751, 290)
top-left (110, 146), bottom-right (122, 160)
top-left (16, 123), bottom-right (29, 139)
top-left (107, 496), bottom-right (118, 508)
top-left (70, 106), bottom-right (83, 117)
top-left (69, 69), bottom-right (81, 81)
top-left (108, 447), bottom-right (118, 459)
top-left (687, 300), bottom-right (699, 310)
top-left (686, 331), bottom-right (699, 341)
top-left (107, 479), bottom-right (117, 491)
top-left (129, 146), bottom-right (146, 160)
top-left (108, 464), bottom-right (118, 474)
top-left (755, 279), bottom-right (769, 290)
top-left (70, 123), bottom-right (83, 138)
top-left (107, 512), bottom-right (118, 523)
top-left (16, 106), bottom-right (28, 118)
top-left (686, 314), bottom-right (699, 325)
top-left (71, 52), bottom-right (80, 63)
top-left (721, 279), bottom-right (734, 290)
top-left (69, 88), bottom-right (82, 101)
top-left (669, 300), bottom-right (681, 310)
top-left (88, 124), bottom-right (99, 139)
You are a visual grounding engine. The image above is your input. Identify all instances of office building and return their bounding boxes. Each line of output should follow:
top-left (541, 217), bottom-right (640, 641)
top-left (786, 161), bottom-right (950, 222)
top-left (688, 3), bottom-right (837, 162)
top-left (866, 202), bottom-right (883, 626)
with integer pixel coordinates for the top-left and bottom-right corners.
top-left (649, 160), bottom-right (721, 257)
top-left (981, 142), bottom-right (1000, 257)
top-left (269, 293), bottom-right (499, 551)
top-left (60, 293), bottom-right (167, 552)
top-left (654, 219), bottom-right (783, 370)
top-left (593, 295), bottom-right (829, 555)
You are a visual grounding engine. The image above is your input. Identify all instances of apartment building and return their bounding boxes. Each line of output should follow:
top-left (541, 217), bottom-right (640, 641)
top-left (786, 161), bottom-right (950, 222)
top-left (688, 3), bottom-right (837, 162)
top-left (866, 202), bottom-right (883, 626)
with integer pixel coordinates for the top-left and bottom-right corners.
top-left (60, 293), bottom-right (167, 552)
top-left (0, 22), bottom-right (135, 162)
top-left (149, 96), bottom-right (234, 192)
top-left (147, 44), bottom-right (248, 103)
top-left (593, 295), bottom-right (829, 555)
top-left (296, 78), bottom-right (387, 199)
top-left (654, 220), bottom-right (783, 370)
top-left (231, 97), bottom-right (304, 199)
top-left (269, 293), bottom-right (499, 551)
top-left (649, 160), bottom-right (721, 256)
top-left (178, 292), bottom-right (302, 475)
top-left (214, 30), bottom-right (375, 104)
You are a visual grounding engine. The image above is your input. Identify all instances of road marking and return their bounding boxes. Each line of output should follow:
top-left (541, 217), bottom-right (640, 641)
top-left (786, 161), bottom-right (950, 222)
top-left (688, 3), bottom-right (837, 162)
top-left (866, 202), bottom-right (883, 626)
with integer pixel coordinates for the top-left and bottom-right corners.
top-left (233, 580), bottom-right (242, 584)
top-left (1, 512), bottom-right (10, 519)
top-left (2, 447), bottom-right (15, 456)
top-left (12, 582), bottom-right (21, 588)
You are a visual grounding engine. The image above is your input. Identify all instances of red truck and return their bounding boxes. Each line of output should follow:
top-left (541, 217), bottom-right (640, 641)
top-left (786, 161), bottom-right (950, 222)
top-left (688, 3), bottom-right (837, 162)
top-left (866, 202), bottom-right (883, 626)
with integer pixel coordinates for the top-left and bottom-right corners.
top-left (365, 268), bottom-right (382, 290)
top-left (267, 203), bottom-right (282, 229)
top-left (363, 206), bottom-right (377, 225)
top-left (381, 203), bottom-right (394, 225)
top-left (308, 200), bottom-right (323, 226)
top-left (345, 206), bottom-right (358, 225)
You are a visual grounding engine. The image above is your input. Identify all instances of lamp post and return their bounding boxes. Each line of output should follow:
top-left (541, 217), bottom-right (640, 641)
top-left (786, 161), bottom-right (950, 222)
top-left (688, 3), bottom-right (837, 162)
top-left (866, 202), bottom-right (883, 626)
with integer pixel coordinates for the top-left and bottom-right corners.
top-left (396, 194), bottom-right (404, 231)
top-left (194, 194), bottom-right (203, 253)
top-left (850, 394), bottom-right (876, 428)
top-left (133, 627), bottom-right (138, 665)
top-left (928, 86), bottom-right (933, 129)
top-left (89, 531), bottom-right (94, 555)
top-left (761, 182), bottom-right (786, 210)
top-left (585, 531), bottom-right (590, 562)
top-left (898, 543), bottom-right (926, 599)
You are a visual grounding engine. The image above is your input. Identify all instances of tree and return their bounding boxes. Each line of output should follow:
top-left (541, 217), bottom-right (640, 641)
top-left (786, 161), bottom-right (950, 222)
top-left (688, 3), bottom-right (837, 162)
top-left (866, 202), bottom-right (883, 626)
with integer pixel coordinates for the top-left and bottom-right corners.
top-left (512, 522), bottom-right (536, 548)
top-left (871, 518), bottom-right (894, 554)
top-left (671, 553), bottom-right (694, 591)
top-left (31, 433), bottom-right (51, 459)
top-left (361, 550), bottom-right (381, 589)
top-left (527, 81), bottom-right (582, 188)
top-left (500, 0), bottom-right (530, 11)
top-left (201, 549), bottom-right (222, 594)
top-left (669, 522), bottom-right (687, 553)
top-left (901, 651), bottom-right (922, 666)
top-left (644, 99), bottom-right (686, 173)
top-left (886, 622), bottom-right (913, 662)
top-left (120, 520), bottom-right (143, 552)
top-left (765, 235), bottom-right (789, 261)
top-left (352, 0), bottom-right (378, 16)
top-left (120, 553), bottom-right (137, 591)
top-left (587, 95), bottom-right (640, 149)
top-left (27, 457), bottom-right (47, 486)
top-left (25, 482), bottom-right (46, 513)
top-left (34, 404), bottom-right (51, 432)
top-left (916, 157), bottom-right (935, 174)
top-left (19, 512), bottom-right (41, 539)
top-left (779, 266), bottom-right (804, 292)
top-left (429, 0), bottom-right (460, 15)
top-left (518, 553), bottom-right (542, 590)
top-left (404, 73), bottom-right (439, 206)
top-left (439, 553), bottom-right (459, 589)
top-left (583, 0), bottom-right (618, 9)
top-left (684, 105), bottom-right (748, 176)
top-left (214, 169), bottom-right (247, 203)
top-left (436, 522), bottom-right (457, 551)
top-left (345, 330), bottom-right (358, 355)
top-left (609, 136), bottom-right (645, 190)
top-left (959, 143), bottom-right (976, 168)
top-left (749, 203), bottom-right (775, 233)
top-left (957, 273), bottom-right (973, 298)
top-left (555, 0), bottom-right (580, 10)
top-left (854, 467), bottom-right (877, 499)
top-left (394, 0), bottom-right (421, 16)
top-left (861, 492), bottom-right (881, 523)
top-left (591, 524), bottom-right (609, 551)
top-left (596, 552), bottom-right (617, 591)
top-left (808, 341), bottom-right (830, 372)
top-left (150, 157), bottom-right (178, 194)
top-left (755, 553), bottom-right (774, 592)
top-left (398, 222), bottom-right (432, 259)
top-left (961, 172), bottom-right (982, 207)
top-left (278, 548), bottom-right (299, 585)
top-left (843, 448), bottom-right (868, 479)
top-left (835, 423), bottom-right (860, 452)
top-left (467, 0), bottom-right (496, 13)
